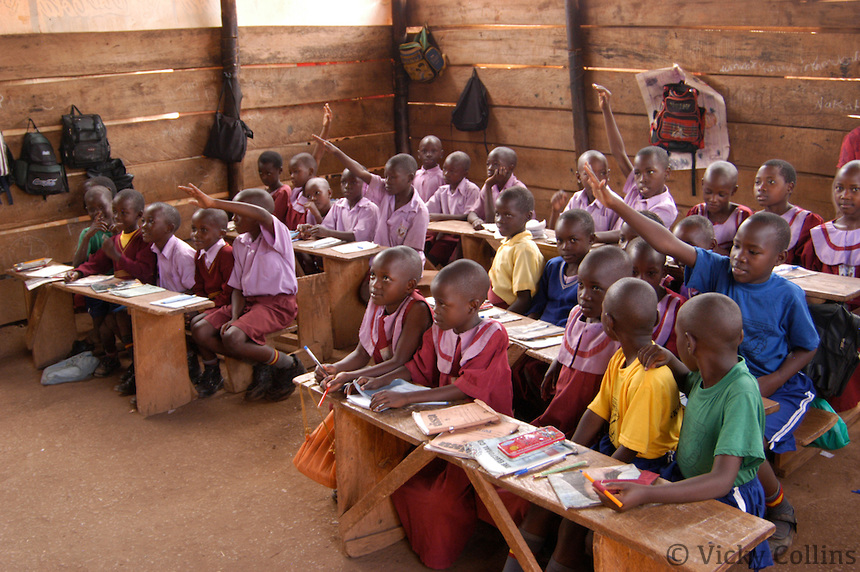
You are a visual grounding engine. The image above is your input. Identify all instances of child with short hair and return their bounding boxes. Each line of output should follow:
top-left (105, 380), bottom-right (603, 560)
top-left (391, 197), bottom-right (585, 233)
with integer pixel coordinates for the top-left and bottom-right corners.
top-left (549, 150), bottom-right (618, 231)
top-left (488, 186), bottom-right (545, 313)
top-left (358, 260), bottom-right (513, 569)
top-left (754, 159), bottom-right (823, 265)
top-left (627, 237), bottom-right (685, 355)
top-left (64, 189), bottom-right (156, 380)
top-left (671, 215), bottom-right (717, 298)
top-left (593, 83), bottom-right (678, 239)
top-left (257, 150), bottom-right (292, 224)
top-left (82, 175), bottom-right (117, 197)
top-left (605, 293), bottom-right (773, 570)
top-left (72, 185), bottom-right (114, 268)
top-left (589, 165), bottom-right (819, 554)
top-left (300, 177), bottom-right (332, 226)
top-left (425, 151), bottom-right (481, 266)
top-left (467, 146), bottom-right (524, 229)
top-left (414, 135), bottom-right (445, 202)
top-left (619, 209), bottom-right (664, 250)
top-left (315, 246), bottom-right (432, 391)
top-left (301, 169), bottom-right (379, 243)
top-left (190, 208), bottom-right (234, 310)
top-left (687, 161), bottom-right (753, 255)
top-left (283, 152), bottom-right (318, 229)
top-left (182, 184), bottom-right (304, 401)
top-left (141, 202), bottom-right (196, 293)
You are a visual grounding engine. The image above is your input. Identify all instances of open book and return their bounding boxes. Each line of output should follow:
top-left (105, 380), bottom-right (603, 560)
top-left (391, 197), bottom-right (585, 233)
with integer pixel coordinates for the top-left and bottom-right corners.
top-left (425, 420), bottom-right (520, 458)
top-left (345, 378), bottom-right (447, 411)
top-left (412, 400), bottom-right (500, 436)
top-left (467, 433), bottom-right (578, 478)
top-left (548, 464), bottom-right (658, 509)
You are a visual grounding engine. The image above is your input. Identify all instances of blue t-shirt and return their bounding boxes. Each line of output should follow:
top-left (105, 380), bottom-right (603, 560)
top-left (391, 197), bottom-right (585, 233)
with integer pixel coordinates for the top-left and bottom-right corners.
top-left (527, 256), bottom-right (580, 327)
top-left (685, 248), bottom-right (819, 378)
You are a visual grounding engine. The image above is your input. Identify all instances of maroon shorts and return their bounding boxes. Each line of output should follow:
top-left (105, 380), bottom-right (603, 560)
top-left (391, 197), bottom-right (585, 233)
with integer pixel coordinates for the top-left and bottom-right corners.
top-left (203, 293), bottom-right (297, 345)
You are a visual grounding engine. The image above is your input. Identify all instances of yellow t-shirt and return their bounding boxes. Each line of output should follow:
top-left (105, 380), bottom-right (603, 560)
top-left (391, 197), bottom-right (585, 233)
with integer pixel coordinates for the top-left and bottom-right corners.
top-left (587, 348), bottom-right (682, 459)
top-left (488, 230), bottom-right (545, 305)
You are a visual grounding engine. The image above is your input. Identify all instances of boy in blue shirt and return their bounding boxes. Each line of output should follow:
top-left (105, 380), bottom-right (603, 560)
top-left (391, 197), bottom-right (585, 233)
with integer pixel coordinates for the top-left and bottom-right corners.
top-left (587, 166), bottom-right (819, 554)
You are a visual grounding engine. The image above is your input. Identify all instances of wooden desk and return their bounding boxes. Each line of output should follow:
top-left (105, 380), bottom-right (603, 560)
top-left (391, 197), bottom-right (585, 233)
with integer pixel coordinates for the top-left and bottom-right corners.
top-left (295, 374), bottom-right (773, 571)
top-left (781, 270), bottom-right (860, 303)
top-left (292, 240), bottom-right (382, 349)
top-left (15, 271), bottom-right (213, 417)
top-left (427, 220), bottom-right (560, 270)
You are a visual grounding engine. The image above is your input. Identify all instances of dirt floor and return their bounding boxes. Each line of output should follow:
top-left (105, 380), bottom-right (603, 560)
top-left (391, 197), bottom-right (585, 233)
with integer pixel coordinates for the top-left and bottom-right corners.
top-left (1, 319), bottom-right (858, 571)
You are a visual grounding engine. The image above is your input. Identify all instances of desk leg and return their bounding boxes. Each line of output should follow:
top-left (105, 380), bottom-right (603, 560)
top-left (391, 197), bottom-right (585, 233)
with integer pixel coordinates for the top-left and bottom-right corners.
top-left (323, 258), bottom-right (368, 350)
top-left (335, 406), bottom-right (414, 557)
top-left (465, 467), bottom-right (541, 572)
top-left (28, 286), bottom-right (76, 368)
top-left (131, 311), bottom-right (197, 417)
top-left (461, 235), bottom-right (494, 271)
top-left (593, 533), bottom-right (674, 571)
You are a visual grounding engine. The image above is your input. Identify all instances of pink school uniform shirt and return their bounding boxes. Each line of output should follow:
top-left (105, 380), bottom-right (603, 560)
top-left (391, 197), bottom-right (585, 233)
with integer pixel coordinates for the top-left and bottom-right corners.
top-left (565, 189), bottom-right (619, 233)
top-left (373, 187), bottom-right (430, 259)
top-left (228, 217), bottom-right (298, 297)
top-left (414, 165), bottom-right (445, 203)
top-left (613, 172), bottom-right (678, 229)
top-left (687, 203), bottom-right (753, 253)
top-left (151, 234), bottom-right (196, 292)
top-left (470, 174), bottom-right (524, 220)
top-left (426, 178), bottom-right (482, 216)
top-left (556, 306), bottom-right (619, 374)
top-left (358, 290), bottom-right (426, 361)
top-left (321, 196), bottom-right (380, 243)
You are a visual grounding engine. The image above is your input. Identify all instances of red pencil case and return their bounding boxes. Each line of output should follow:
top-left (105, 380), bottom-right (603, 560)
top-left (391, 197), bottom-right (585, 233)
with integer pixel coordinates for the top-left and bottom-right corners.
top-left (498, 427), bottom-right (565, 458)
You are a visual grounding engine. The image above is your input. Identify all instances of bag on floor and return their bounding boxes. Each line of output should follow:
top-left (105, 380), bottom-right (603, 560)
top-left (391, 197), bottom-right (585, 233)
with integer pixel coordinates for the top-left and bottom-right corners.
top-left (803, 302), bottom-right (860, 398)
top-left (61, 105), bottom-right (111, 168)
top-left (41, 351), bottom-right (100, 385)
top-left (14, 119), bottom-right (68, 198)
top-left (807, 397), bottom-right (850, 450)
top-left (399, 25), bottom-right (447, 83)
top-left (293, 382), bottom-right (336, 489)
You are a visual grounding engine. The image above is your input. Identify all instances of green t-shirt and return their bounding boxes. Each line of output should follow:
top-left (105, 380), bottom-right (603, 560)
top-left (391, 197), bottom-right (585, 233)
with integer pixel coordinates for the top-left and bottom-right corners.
top-left (677, 358), bottom-right (766, 487)
top-left (77, 228), bottom-right (111, 258)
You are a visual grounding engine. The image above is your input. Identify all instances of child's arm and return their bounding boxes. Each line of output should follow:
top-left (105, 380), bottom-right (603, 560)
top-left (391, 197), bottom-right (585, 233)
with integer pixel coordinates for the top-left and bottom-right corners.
top-left (430, 212), bottom-right (468, 222)
top-left (548, 189), bottom-right (570, 229)
top-left (316, 344), bottom-right (372, 384)
top-left (757, 348), bottom-right (816, 398)
top-left (507, 290), bottom-right (533, 315)
top-left (72, 218), bottom-right (110, 267)
top-left (571, 409), bottom-right (606, 449)
top-left (311, 135), bottom-right (373, 184)
top-left (467, 210), bottom-right (485, 229)
top-left (221, 288), bottom-right (246, 335)
top-left (369, 383), bottom-right (467, 411)
top-left (106, 237), bottom-right (157, 284)
top-left (540, 359), bottom-right (562, 400)
top-left (638, 344), bottom-right (690, 384)
top-left (311, 103), bottom-right (332, 167)
top-left (310, 225), bottom-right (356, 242)
top-left (586, 165), bottom-right (698, 268)
top-left (181, 183), bottom-right (275, 236)
top-left (593, 84), bottom-right (633, 179)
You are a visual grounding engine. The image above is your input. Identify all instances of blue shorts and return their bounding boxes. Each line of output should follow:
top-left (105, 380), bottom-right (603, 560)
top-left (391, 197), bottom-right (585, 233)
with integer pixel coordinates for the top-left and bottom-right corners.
top-left (717, 479), bottom-right (774, 570)
top-left (765, 371), bottom-right (815, 454)
top-left (596, 434), bottom-right (676, 481)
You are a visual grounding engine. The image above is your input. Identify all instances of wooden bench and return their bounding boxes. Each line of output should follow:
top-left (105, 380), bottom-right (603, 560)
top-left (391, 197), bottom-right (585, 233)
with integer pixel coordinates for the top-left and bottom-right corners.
top-left (417, 269), bottom-right (438, 298)
top-left (773, 407), bottom-right (840, 477)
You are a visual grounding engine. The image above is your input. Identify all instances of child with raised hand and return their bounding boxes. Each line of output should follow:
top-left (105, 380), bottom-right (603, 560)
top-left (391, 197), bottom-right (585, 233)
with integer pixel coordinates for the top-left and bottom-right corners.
top-left (467, 146), bottom-right (524, 229)
top-left (687, 161), bottom-right (752, 255)
top-left (593, 83), bottom-right (678, 240)
top-left (358, 260), bottom-right (513, 569)
top-left (413, 135), bottom-right (445, 202)
top-left (257, 150), bottom-right (292, 224)
top-left (801, 159), bottom-right (860, 413)
top-left (599, 293), bottom-right (773, 570)
top-left (754, 159), bottom-right (823, 265)
top-left (315, 246), bottom-right (432, 392)
top-left (488, 186), bottom-right (545, 313)
top-left (283, 152), bottom-right (318, 229)
top-left (425, 150), bottom-right (481, 266)
top-left (586, 163), bottom-right (819, 554)
top-left (301, 169), bottom-right (379, 243)
top-left (627, 237), bottom-right (685, 356)
top-left (549, 150), bottom-right (618, 231)
top-left (64, 189), bottom-right (156, 380)
top-left (181, 184), bottom-right (304, 401)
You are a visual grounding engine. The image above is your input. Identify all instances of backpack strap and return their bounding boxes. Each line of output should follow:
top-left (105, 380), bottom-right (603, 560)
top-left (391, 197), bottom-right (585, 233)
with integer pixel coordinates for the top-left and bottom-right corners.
top-left (214, 74), bottom-right (243, 119)
top-left (26, 118), bottom-right (38, 133)
top-left (70, 104), bottom-right (82, 117)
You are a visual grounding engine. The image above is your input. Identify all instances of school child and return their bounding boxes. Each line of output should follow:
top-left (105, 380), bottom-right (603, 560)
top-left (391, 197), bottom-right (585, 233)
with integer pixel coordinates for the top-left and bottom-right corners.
top-left (605, 293), bottom-right (773, 570)
top-left (413, 135), bottom-right (445, 202)
top-left (487, 186), bottom-right (545, 314)
top-left (141, 202), bottom-right (196, 293)
top-left (190, 207), bottom-right (234, 310)
top-left (686, 161), bottom-right (753, 255)
top-left (587, 165), bottom-right (820, 553)
top-left (282, 152), bottom-right (319, 229)
top-left (357, 260), bottom-right (513, 569)
top-left (627, 237), bottom-right (685, 355)
top-left (299, 177), bottom-right (333, 227)
top-left (801, 160), bottom-right (860, 413)
top-left (82, 175), bottom-right (117, 197)
top-left (467, 146), bottom-right (524, 229)
top-left (533, 246), bottom-right (631, 435)
top-left (619, 209), bottom-right (664, 250)
top-left (257, 150), bottom-right (292, 224)
top-left (505, 277), bottom-right (681, 572)
top-left (425, 151), bottom-right (481, 266)
top-left (593, 83), bottom-right (678, 238)
top-left (549, 150), bottom-right (618, 231)
top-left (72, 185), bottom-right (114, 268)
top-left (181, 184), bottom-right (304, 401)
top-left (754, 159), bottom-right (823, 265)
top-left (314, 246), bottom-right (432, 391)
top-left (300, 169), bottom-right (379, 243)
top-left (64, 189), bottom-right (156, 379)
top-left (671, 215), bottom-right (717, 298)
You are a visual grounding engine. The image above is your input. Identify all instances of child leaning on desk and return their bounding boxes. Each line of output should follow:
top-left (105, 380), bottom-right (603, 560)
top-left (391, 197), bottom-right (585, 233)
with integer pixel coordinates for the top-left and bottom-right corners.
top-left (298, 169), bottom-right (379, 243)
top-left (355, 260), bottom-right (515, 570)
top-left (597, 293), bottom-right (773, 570)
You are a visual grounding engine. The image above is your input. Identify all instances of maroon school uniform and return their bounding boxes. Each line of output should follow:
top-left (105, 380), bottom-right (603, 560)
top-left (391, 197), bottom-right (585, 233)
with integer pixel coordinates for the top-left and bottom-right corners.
top-left (271, 184), bottom-right (292, 225)
top-left (76, 228), bottom-right (156, 284)
top-left (193, 240), bottom-right (234, 309)
top-left (771, 205), bottom-right (824, 266)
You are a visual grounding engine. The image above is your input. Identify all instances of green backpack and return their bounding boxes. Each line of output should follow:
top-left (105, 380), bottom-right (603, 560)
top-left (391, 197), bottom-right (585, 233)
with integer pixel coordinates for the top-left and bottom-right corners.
top-left (399, 25), bottom-right (447, 83)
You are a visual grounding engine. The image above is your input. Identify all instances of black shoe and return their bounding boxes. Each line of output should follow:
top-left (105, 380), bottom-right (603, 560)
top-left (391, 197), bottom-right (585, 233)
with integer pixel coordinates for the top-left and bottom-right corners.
top-left (68, 339), bottom-right (95, 358)
top-left (94, 355), bottom-right (121, 378)
top-left (245, 363), bottom-right (275, 402)
top-left (187, 351), bottom-right (201, 382)
top-left (265, 355), bottom-right (305, 402)
top-left (114, 365), bottom-right (136, 396)
top-left (196, 365), bottom-right (223, 399)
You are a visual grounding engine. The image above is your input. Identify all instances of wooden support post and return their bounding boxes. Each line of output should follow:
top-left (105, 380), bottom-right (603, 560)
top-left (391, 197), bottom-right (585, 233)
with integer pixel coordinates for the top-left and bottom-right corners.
top-left (391, 0), bottom-right (410, 154)
top-left (565, 0), bottom-right (589, 155)
top-left (220, 0), bottom-right (243, 198)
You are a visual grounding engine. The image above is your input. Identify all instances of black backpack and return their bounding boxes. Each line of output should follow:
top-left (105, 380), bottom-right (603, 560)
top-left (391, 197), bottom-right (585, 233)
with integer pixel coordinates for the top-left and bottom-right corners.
top-left (13, 119), bottom-right (68, 199)
top-left (61, 105), bottom-right (111, 168)
top-left (452, 69), bottom-right (490, 151)
top-left (803, 303), bottom-right (860, 398)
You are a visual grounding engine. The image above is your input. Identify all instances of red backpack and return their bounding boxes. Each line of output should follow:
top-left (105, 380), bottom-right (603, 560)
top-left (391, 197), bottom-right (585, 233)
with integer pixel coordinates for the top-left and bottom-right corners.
top-left (650, 81), bottom-right (706, 193)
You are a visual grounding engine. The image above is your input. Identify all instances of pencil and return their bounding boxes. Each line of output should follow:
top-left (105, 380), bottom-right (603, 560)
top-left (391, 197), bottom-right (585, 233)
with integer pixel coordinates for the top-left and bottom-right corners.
top-left (317, 385), bottom-right (331, 407)
top-left (304, 345), bottom-right (325, 370)
top-left (533, 460), bottom-right (588, 479)
top-left (582, 471), bottom-right (623, 508)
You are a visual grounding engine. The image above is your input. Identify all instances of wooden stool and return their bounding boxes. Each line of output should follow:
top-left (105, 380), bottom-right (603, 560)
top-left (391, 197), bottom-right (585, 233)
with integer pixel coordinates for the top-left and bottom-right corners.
top-left (417, 270), bottom-right (438, 298)
top-left (773, 407), bottom-right (840, 477)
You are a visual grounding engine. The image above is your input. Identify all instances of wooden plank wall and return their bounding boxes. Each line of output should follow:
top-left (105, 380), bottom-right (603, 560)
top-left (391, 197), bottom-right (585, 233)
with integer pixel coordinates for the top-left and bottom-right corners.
top-left (406, 0), bottom-right (860, 222)
top-left (0, 25), bottom-right (395, 271)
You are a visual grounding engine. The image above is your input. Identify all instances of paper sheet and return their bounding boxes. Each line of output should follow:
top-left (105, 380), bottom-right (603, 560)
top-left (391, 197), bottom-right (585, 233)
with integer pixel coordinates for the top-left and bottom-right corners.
top-left (332, 241), bottom-right (377, 254)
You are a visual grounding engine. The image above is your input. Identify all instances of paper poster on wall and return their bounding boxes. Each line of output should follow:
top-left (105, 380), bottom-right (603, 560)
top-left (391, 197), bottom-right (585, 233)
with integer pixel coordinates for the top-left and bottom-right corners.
top-left (635, 64), bottom-right (730, 171)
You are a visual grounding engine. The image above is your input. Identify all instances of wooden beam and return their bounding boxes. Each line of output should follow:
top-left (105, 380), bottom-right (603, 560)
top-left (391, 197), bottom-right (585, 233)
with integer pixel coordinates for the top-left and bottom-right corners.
top-left (565, 0), bottom-right (588, 156)
top-left (220, 0), bottom-right (243, 198)
top-left (392, 0), bottom-right (410, 154)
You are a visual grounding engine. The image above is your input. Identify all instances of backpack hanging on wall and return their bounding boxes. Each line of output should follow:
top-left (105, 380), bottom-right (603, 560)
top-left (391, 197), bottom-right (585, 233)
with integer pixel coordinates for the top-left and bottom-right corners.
top-left (399, 25), bottom-right (447, 83)
top-left (14, 119), bottom-right (68, 199)
top-left (203, 76), bottom-right (253, 163)
top-left (452, 69), bottom-right (490, 151)
top-left (61, 105), bottom-right (111, 169)
top-left (650, 80), bottom-right (705, 194)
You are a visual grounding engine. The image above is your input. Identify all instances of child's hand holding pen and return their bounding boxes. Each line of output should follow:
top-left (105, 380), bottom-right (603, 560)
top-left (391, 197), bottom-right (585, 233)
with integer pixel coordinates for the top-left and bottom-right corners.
top-left (180, 183), bottom-right (216, 209)
top-left (322, 371), bottom-right (355, 393)
top-left (64, 270), bottom-right (82, 283)
top-left (592, 480), bottom-right (648, 512)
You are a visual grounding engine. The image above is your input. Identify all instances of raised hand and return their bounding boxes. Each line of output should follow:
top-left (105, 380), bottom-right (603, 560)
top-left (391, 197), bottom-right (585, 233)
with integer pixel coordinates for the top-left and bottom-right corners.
top-left (179, 183), bottom-right (216, 209)
top-left (592, 83), bottom-right (612, 111)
